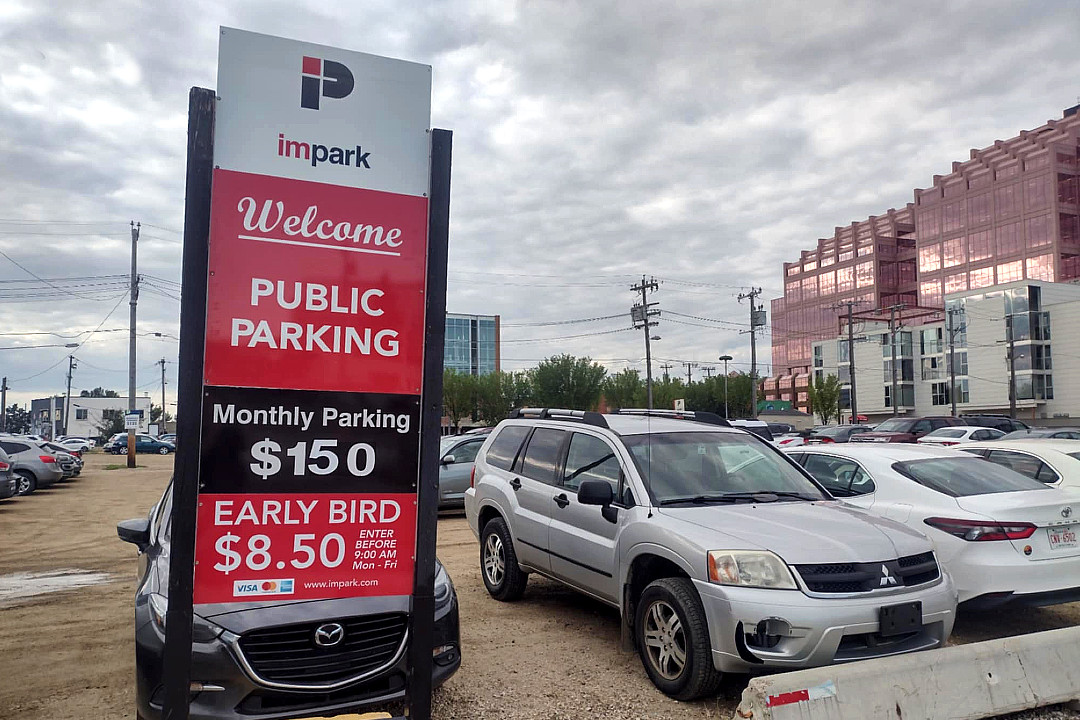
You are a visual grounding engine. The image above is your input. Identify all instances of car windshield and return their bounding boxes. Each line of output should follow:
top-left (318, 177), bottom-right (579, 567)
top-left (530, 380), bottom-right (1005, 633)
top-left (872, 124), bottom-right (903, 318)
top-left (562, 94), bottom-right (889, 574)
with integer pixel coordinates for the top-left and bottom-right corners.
top-left (892, 457), bottom-right (1048, 497)
top-left (925, 428), bottom-right (967, 438)
top-left (813, 426), bottom-right (850, 437)
top-left (621, 431), bottom-right (827, 505)
top-left (873, 419), bottom-right (913, 433)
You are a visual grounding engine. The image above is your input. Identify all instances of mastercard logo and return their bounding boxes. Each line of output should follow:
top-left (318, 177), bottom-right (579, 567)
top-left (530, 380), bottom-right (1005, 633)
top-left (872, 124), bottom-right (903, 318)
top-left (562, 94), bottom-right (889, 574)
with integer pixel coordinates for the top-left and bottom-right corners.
top-left (262, 581), bottom-right (277, 591)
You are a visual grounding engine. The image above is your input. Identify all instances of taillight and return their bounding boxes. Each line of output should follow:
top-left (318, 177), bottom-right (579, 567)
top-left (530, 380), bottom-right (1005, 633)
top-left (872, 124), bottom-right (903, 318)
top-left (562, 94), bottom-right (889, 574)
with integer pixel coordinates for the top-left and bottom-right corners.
top-left (819, 437), bottom-right (835, 443)
top-left (0, 461), bottom-right (8, 472)
top-left (939, 441), bottom-right (959, 446)
top-left (924, 517), bottom-right (1036, 541)
top-left (470, 465), bottom-right (477, 488)
top-left (39, 455), bottom-right (57, 464)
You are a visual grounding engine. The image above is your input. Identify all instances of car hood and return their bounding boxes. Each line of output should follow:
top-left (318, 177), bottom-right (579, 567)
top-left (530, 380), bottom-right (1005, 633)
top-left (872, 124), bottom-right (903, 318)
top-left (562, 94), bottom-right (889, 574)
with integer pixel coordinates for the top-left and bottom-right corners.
top-left (656, 501), bottom-right (931, 564)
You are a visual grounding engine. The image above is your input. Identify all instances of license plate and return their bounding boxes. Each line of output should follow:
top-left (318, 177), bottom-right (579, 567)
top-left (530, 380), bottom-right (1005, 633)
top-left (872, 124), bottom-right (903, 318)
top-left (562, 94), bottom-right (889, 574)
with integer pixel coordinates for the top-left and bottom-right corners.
top-left (879, 601), bottom-right (922, 637)
top-left (1047, 525), bottom-right (1079, 551)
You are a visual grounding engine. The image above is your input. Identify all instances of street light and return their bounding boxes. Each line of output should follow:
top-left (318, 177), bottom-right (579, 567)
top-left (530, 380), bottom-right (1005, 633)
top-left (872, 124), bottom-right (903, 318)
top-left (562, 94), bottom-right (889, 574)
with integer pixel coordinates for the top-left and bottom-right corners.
top-left (719, 354), bottom-right (733, 418)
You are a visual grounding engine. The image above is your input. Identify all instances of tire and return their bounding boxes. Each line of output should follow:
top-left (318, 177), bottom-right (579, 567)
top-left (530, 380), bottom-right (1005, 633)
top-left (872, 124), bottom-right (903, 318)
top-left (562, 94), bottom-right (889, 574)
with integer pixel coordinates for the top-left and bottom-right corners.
top-left (479, 516), bottom-right (528, 601)
top-left (15, 470), bottom-right (37, 496)
top-left (158, 446), bottom-right (170, 455)
top-left (634, 577), bottom-right (722, 701)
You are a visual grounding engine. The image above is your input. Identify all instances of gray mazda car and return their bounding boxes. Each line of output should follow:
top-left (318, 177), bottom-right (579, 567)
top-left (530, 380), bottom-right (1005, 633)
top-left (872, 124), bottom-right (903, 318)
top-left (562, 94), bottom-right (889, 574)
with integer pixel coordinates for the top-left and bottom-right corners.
top-left (118, 484), bottom-right (461, 719)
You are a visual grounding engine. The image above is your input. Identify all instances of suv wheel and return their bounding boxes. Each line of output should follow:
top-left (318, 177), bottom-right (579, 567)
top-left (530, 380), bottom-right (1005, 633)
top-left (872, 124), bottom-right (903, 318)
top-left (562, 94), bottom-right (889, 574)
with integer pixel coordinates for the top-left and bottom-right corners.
top-left (479, 517), bottom-right (528, 601)
top-left (158, 446), bottom-right (170, 455)
top-left (15, 470), bottom-right (37, 496)
top-left (635, 577), bottom-right (722, 701)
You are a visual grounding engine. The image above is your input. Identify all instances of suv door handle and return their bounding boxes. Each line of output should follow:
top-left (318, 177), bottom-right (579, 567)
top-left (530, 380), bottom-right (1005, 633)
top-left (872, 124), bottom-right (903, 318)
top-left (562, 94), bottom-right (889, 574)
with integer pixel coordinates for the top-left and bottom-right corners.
top-left (509, 478), bottom-right (522, 491)
top-left (553, 493), bottom-right (570, 508)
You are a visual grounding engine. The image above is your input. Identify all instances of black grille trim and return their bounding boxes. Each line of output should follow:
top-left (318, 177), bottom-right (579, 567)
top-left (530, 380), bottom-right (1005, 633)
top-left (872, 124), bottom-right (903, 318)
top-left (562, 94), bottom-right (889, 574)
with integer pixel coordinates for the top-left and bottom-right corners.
top-left (234, 613), bottom-right (408, 690)
top-left (794, 553), bottom-right (940, 594)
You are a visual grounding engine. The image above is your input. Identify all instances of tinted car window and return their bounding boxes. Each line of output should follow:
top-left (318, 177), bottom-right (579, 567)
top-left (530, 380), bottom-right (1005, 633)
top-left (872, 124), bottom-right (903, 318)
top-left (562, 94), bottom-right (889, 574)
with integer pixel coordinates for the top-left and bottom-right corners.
top-left (873, 419), bottom-right (914, 433)
top-left (519, 428), bottom-right (566, 484)
top-left (926, 428), bottom-right (966, 439)
top-left (802, 454), bottom-right (875, 496)
top-left (485, 425), bottom-right (530, 471)
top-left (562, 433), bottom-right (621, 491)
top-left (0, 441), bottom-right (28, 454)
top-left (893, 457), bottom-right (1048, 497)
top-left (449, 440), bottom-right (482, 464)
top-left (984, 450), bottom-right (1056, 482)
top-left (912, 420), bottom-right (932, 434)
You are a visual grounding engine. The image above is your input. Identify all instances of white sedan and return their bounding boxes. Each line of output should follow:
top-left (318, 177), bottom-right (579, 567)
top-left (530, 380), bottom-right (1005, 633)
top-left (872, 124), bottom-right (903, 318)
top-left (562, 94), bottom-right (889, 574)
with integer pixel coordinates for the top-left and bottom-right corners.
top-left (784, 443), bottom-right (1080, 609)
top-left (916, 426), bottom-right (1005, 446)
top-left (958, 440), bottom-right (1080, 491)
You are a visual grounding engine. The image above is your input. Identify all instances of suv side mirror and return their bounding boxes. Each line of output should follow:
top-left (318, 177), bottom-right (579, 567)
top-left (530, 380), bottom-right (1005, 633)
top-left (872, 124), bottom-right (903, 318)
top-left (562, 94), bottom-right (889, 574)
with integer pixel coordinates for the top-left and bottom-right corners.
top-left (441, 454), bottom-right (456, 465)
top-left (117, 517), bottom-right (151, 550)
top-left (577, 480), bottom-right (618, 523)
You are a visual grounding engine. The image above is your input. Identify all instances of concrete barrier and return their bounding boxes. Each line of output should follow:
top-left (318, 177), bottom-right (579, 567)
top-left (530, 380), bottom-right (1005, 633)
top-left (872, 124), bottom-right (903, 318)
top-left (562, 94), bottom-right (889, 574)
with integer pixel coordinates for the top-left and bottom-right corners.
top-left (734, 626), bottom-right (1080, 720)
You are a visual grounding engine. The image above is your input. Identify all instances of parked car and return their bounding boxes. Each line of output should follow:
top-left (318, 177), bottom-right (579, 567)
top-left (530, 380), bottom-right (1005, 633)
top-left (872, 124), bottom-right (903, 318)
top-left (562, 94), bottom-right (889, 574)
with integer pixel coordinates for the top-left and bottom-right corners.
top-left (807, 424), bottom-right (877, 444)
top-left (849, 416), bottom-right (964, 443)
top-left (785, 443), bottom-right (1080, 609)
top-left (959, 415), bottom-right (1030, 433)
top-left (159, 434), bottom-right (177, 446)
top-left (110, 434), bottom-right (175, 455)
top-left (959, 440), bottom-right (1080, 490)
top-left (0, 447), bottom-right (17, 502)
top-left (728, 418), bottom-right (774, 441)
top-left (766, 423), bottom-right (795, 436)
top-left (917, 426), bottom-right (1005, 447)
top-left (103, 432), bottom-right (126, 452)
top-left (466, 408), bottom-right (956, 700)
top-left (1000, 427), bottom-right (1080, 441)
top-left (0, 439), bottom-right (64, 495)
top-left (462, 427), bottom-right (494, 436)
top-left (57, 437), bottom-right (93, 453)
top-left (771, 433), bottom-right (806, 448)
top-left (439, 434), bottom-right (486, 509)
top-left (118, 484), bottom-right (461, 720)
top-left (41, 442), bottom-right (84, 476)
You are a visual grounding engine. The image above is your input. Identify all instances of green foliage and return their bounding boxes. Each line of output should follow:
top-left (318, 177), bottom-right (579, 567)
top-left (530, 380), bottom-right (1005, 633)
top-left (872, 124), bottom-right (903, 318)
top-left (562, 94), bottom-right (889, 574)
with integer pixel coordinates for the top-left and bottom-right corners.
top-left (808, 374), bottom-right (842, 425)
top-left (80, 387), bottom-right (120, 398)
top-left (475, 371), bottom-right (533, 426)
top-left (95, 409), bottom-right (126, 439)
top-left (150, 403), bottom-right (173, 424)
top-left (601, 369), bottom-right (645, 409)
top-left (650, 376), bottom-right (687, 411)
top-left (529, 354), bottom-right (607, 410)
top-left (442, 370), bottom-right (478, 430)
top-left (3, 405), bottom-right (30, 433)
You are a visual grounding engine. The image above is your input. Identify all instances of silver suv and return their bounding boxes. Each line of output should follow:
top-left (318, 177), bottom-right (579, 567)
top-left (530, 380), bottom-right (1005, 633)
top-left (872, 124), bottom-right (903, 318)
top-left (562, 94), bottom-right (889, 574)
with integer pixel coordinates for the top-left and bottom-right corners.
top-left (465, 409), bottom-right (957, 700)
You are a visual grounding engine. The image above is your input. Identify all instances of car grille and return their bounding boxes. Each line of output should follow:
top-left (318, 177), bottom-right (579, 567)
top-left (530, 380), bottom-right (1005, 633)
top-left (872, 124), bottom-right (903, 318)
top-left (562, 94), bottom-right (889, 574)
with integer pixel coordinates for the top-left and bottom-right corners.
top-left (794, 552), bottom-right (939, 593)
top-left (236, 612), bottom-right (408, 686)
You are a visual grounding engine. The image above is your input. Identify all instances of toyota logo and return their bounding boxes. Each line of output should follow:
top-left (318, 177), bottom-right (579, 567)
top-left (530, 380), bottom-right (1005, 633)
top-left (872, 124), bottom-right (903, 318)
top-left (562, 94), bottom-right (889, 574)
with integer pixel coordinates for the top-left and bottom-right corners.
top-left (1063, 507), bottom-right (1074, 519)
top-left (314, 623), bottom-right (345, 648)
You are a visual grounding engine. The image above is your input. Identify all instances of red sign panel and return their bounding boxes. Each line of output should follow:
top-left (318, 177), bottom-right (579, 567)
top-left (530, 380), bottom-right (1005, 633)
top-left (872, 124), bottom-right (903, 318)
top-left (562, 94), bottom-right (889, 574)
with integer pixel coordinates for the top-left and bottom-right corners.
top-left (203, 169), bottom-right (429, 395)
top-left (193, 492), bottom-right (416, 604)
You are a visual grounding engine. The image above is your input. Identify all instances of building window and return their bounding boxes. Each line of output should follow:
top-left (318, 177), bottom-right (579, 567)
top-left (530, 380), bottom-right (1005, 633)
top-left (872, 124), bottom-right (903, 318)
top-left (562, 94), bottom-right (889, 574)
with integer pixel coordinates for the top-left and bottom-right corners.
top-left (945, 273), bottom-right (967, 294)
top-left (855, 261), bottom-right (874, 288)
top-left (1024, 175), bottom-right (1051, 210)
top-left (942, 237), bottom-right (965, 268)
top-left (995, 221), bottom-right (1023, 255)
top-left (969, 266), bottom-right (994, 289)
top-left (922, 356), bottom-right (944, 381)
top-left (813, 345), bottom-right (824, 368)
top-left (968, 230), bottom-right (992, 261)
top-left (819, 270), bottom-right (836, 296)
top-left (968, 194), bottom-right (992, 226)
top-left (931, 382), bottom-right (949, 406)
top-left (836, 266), bottom-right (854, 293)
top-left (1025, 214), bottom-right (1052, 247)
top-left (919, 280), bottom-right (943, 308)
top-left (75, 409), bottom-right (88, 420)
top-left (1026, 254), bottom-right (1055, 282)
top-left (997, 260), bottom-right (1023, 284)
top-left (918, 244), bottom-right (941, 273)
top-left (943, 202), bottom-right (965, 232)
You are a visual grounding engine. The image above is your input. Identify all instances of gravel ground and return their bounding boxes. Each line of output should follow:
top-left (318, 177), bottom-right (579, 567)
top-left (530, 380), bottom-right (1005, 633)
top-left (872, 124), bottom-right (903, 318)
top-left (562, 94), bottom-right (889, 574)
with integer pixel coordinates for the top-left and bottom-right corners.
top-left (0, 453), bottom-right (1077, 719)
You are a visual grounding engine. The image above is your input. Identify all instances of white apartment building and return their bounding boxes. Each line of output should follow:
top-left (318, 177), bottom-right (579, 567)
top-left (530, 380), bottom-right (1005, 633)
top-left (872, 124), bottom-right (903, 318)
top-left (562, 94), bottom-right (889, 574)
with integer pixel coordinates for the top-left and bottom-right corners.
top-left (31, 395), bottom-right (153, 439)
top-left (812, 280), bottom-right (1080, 424)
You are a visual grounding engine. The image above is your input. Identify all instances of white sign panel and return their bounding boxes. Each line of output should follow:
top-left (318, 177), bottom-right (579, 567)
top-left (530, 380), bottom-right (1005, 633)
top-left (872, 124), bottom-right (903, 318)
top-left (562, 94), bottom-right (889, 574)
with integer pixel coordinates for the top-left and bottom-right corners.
top-left (125, 413), bottom-right (140, 430)
top-left (214, 27), bottom-right (432, 198)
top-left (674, 399), bottom-right (686, 411)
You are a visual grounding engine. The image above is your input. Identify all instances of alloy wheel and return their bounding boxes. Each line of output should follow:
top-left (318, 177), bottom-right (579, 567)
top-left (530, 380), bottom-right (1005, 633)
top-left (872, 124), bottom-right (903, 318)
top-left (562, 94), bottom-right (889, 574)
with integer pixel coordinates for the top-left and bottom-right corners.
top-left (483, 533), bottom-right (505, 587)
top-left (642, 599), bottom-right (687, 681)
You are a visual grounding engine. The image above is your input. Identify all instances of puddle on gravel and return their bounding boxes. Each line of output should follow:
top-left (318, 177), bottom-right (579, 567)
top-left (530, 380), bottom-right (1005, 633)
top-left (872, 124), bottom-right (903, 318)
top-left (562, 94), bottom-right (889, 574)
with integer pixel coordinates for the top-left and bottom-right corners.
top-left (0, 569), bottom-right (114, 607)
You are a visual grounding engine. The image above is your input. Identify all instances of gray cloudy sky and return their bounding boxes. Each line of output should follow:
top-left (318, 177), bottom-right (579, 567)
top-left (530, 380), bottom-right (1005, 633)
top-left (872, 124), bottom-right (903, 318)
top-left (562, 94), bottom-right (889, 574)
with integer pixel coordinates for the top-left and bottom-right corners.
top-left (0, 0), bottom-right (1078, 407)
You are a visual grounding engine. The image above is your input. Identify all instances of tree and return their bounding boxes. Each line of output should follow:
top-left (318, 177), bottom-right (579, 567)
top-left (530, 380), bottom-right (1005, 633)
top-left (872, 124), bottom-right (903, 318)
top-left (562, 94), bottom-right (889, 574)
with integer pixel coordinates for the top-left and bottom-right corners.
top-left (600, 369), bottom-right (645, 409)
top-left (3, 405), bottom-right (30, 433)
top-left (475, 371), bottom-right (533, 426)
top-left (651, 376), bottom-right (687, 412)
top-left (150, 403), bottom-right (173, 425)
top-left (529, 354), bottom-right (607, 410)
top-left (95, 409), bottom-right (125, 440)
top-left (80, 387), bottom-right (120, 398)
top-left (442, 370), bottom-right (477, 432)
top-left (808, 374), bottom-right (842, 425)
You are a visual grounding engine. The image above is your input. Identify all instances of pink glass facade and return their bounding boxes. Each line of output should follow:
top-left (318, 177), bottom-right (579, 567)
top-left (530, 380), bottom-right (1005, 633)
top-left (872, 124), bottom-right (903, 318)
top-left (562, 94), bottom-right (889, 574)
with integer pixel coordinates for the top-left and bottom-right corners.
top-left (767, 107), bottom-right (1080, 411)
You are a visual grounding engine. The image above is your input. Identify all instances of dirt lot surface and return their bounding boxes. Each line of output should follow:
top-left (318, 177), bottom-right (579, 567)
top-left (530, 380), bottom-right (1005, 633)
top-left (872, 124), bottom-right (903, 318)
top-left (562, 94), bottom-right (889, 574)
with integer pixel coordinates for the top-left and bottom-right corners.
top-left (0, 453), bottom-right (1078, 719)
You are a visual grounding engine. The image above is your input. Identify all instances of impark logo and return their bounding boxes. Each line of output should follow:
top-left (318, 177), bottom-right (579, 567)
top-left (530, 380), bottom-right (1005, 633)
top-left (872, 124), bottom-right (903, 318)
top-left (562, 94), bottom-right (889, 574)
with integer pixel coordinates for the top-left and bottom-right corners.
top-left (301, 56), bottom-right (354, 110)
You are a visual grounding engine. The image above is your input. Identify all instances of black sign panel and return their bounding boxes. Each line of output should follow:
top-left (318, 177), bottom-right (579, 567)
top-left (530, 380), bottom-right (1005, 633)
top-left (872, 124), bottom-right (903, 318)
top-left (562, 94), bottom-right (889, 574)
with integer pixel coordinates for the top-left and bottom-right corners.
top-left (199, 385), bottom-right (420, 494)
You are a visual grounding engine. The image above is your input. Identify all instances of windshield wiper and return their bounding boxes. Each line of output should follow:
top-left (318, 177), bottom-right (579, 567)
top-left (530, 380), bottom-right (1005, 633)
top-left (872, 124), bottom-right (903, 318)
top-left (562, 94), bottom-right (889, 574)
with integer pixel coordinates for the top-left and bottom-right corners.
top-left (658, 491), bottom-right (816, 506)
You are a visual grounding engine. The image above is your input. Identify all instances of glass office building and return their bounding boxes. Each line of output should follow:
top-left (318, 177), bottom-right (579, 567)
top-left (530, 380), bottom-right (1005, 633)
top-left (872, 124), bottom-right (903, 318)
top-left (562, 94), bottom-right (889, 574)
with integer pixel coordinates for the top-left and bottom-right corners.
top-left (444, 313), bottom-right (500, 375)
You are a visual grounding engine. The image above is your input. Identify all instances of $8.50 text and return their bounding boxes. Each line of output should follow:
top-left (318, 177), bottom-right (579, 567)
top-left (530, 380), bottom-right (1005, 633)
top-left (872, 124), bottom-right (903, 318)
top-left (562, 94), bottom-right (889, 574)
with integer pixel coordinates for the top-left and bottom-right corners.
top-left (214, 532), bottom-right (347, 574)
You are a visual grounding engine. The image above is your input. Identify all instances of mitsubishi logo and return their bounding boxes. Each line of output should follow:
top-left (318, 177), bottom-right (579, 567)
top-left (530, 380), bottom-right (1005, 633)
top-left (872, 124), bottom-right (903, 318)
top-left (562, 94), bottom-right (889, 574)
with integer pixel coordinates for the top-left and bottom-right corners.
top-left (880, 564), bottom-right (899, 587)
top-left (1063, 507), bottom-right (1073, 519)
top-left (314, 623), bottom-right (345, 648)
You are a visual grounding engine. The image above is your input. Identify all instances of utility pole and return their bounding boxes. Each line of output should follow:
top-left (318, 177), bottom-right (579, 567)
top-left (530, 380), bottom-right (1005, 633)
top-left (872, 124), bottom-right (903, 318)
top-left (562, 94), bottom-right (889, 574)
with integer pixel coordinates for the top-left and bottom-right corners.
top-left (63, 355), bottom-right (76, 436)
top-left (160, 358), bottom-right (168, 434)
top-left (738, 288), bottom-right (764, 419)
top-left (630, 276), bottom-right (660, 409)
top-left (683, 361), bottom-right (697, 385)
top-left (1007, 319), bottom-right (1017, 420)
top-left (0, 377), bottom-right (7, 432)
top-left (883, 303), bottom-right (906, 417)
top-left (128, 221), bottom-right (140, 468)
top-left (832, 300), bottom-right (864, 424)
top-left (659, 363), bottom-right (673, 382)
top-left (719, 355), bottom-right (732, 418)
top-left (702, 366), bottom-right (716, 379)
top-left (946, 307), bottom-right (965, 418)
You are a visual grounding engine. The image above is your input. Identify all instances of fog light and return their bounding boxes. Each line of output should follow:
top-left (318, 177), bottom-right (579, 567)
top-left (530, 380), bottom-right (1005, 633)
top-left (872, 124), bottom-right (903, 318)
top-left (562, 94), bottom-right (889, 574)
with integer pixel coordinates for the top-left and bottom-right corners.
top-left (433, 643), bottom-right (458, 666)
top-left (746, 617), bottom-right (791, 650)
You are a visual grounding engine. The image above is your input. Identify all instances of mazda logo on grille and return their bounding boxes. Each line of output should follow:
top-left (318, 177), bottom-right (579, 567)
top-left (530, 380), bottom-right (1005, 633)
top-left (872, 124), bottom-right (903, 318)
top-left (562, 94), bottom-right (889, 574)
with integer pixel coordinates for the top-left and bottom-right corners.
top-left (314, 623), bottom-right (345, 647)
top-left (1063, 507), bottom-right (1073, 519)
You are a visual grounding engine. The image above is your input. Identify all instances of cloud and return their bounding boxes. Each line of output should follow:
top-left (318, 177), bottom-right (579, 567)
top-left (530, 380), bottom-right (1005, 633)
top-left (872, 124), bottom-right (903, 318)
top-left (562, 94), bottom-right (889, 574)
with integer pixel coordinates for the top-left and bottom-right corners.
top-left (0, 0), bottom-right (1077, 405)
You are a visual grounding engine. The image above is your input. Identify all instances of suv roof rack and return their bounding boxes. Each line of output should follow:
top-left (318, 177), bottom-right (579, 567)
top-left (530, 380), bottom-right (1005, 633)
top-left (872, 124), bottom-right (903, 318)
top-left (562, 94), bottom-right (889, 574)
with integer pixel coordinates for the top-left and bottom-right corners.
top-left (508, 408), bottom-right (609, 428)
top-left (612, 409), bottom-right (730, 427)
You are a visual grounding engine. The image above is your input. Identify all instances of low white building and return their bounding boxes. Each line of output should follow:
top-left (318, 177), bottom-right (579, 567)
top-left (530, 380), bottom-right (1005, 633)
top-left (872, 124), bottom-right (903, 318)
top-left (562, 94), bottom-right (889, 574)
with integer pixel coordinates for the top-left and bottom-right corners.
top-left (812, 280), bottom-right (1080, 424)
top-left (31, 395), bottom-right (153, 440)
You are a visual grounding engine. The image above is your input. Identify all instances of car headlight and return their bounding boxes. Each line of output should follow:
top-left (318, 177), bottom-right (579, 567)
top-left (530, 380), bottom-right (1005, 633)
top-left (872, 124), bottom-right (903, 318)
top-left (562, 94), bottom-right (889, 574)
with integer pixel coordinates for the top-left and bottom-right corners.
top-left (434, 562), bottom-right (452, 606)
top-left (148, 593), bottom-right (224, 642)
top-left (707, 550), bottom-right (797, 590)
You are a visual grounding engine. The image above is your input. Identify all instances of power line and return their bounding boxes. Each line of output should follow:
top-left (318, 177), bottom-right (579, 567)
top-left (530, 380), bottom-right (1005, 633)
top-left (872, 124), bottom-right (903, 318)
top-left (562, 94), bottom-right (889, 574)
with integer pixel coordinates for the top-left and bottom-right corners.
top-left (501, 313), bottom-right (625, 328)
top-left (11, 292), bottom-right (129, 383)
top-left (501, 326), bottom-right (636, 343)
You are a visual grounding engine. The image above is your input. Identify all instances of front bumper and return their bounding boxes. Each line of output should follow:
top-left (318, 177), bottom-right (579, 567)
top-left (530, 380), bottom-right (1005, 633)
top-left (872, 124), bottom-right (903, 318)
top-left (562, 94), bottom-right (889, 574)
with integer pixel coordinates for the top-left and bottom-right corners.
top-left (695, 573), bottom-right (957, 673)
top-left (136, 594), bottom-right (460, 720)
